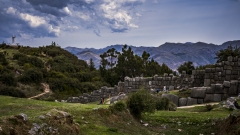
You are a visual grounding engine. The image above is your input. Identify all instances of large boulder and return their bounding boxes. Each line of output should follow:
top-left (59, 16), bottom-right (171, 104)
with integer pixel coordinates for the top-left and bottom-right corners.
top-left (162, 94), bottom-right (179, 106)
top-left (190, 87), bottom-right (206, 98)
top-left (186, 97), bottom-right (197, 106)
top-left (179, 98), bottom-right (187, 106)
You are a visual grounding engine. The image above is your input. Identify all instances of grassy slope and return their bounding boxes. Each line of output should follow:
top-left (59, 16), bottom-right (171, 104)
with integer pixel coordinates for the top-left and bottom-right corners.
top-left (0, 96), bottom-right (234, 135)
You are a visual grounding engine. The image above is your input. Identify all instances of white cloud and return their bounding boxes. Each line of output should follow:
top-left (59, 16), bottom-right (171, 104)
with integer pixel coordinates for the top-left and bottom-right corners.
top-left (6, 7), bottom-right (17, 15)
top-left (61, 7), bottom-right (72, 15)
top-left (19, 13), bottom-right (46, 27)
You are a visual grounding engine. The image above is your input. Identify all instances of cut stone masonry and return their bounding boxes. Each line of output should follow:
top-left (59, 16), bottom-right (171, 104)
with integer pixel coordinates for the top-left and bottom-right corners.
top-left (67, 56), bottom-right (240, 107)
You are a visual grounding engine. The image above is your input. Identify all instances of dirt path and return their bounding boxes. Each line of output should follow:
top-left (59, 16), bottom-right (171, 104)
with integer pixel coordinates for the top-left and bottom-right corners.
top-left (177, 102), bottom-right (219, 109)
top-left (28, 83), bottom-right (50, 99)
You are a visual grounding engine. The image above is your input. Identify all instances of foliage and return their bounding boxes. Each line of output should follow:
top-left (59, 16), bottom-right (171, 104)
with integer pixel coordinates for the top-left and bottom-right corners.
top-left (206, 104), bottom-right (214, 111)
top-left (0, 52), bottom-right (8, 65)
top-left (215, 45), bottom-right (240, 62)
top-left (18, 68), bottom-right (43, 84)
top-left (0, 86), bottom-right (26, 98)
top-left (109, 101), bottom-right (126, 113)
top-left (99, 45), bottom-right (173, 85)
top-left (126, 89), bottom-right (156, 118)
top-left (177, 61), bottom-right (195, 75)
top-left (155, 97), bottom-right (170, 110)
top-left (89, 58), bottom-right (95, 71)
top-left (0, 72), bottom-right (16, 86)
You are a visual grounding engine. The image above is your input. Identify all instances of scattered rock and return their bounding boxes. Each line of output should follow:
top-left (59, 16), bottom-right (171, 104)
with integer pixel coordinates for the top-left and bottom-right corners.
top-left (15, 113), bottom-right (28, 121)
top-left (178, 129), bottom-right (182, 132)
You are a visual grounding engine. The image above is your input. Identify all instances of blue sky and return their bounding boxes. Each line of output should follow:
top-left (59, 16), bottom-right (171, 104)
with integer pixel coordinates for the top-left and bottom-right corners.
top-left (0, 0), bottom-right (239, 48)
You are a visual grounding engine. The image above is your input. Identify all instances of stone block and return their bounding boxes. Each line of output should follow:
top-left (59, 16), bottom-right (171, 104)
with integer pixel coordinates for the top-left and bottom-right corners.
top-left (204, 79), bottom-right (211, 87)
top-left (214, 84), bottom-right (224, 94)
top-left (197, 99), bottom-right (204, 104)
top-left (232, 70), bottom-right (238, 75)
top-left (216, 67), bottom-right (223, 72)
top-left (228, 80), bottom-right (238, 95)
top-left (205, 68), bottom-right (212, 73)
top-left (225, 75), bottom-right (231, 81)
top-left (222, 94), bottom-right (228, 100)
top-left (162, 94), bottom-right (179, 106)
top-left (228, 56), bottom-right (233, 62)
top-left (206, 86), bottom-right (214, 94)
top-left (223, 81), bottom-right (230, 87)
top-left (169, 86), bottom-right (174, 91)
top-left (213, 94), bottom-right (222, 102)
top-left (204, 94), bottom-right (214, 103)
top-left (186, 97), bottom-right (197, 106)
top-left (179, 98), bottom-right (187, 106)
top-left (191, 87), bottom-right (206, 98)
top-left (226, 70), bottom-right (232, 75)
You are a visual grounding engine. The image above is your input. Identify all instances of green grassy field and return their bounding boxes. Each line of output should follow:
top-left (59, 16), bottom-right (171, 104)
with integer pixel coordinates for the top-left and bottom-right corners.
top-left (0, 95), bottom-right (236, 135)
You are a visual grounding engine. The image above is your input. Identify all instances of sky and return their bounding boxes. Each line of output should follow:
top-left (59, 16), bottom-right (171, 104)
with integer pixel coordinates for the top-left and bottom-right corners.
top-left (0, 0), bottom-right (239, 49)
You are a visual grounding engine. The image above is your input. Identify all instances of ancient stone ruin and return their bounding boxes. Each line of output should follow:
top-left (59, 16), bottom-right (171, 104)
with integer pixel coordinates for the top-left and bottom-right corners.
top-left (68, 56), bottom-right (240, 107)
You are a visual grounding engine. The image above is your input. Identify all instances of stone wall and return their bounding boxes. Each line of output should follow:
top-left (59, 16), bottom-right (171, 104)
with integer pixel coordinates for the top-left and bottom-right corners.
top-left (68, 56), bottom-right (240, 106)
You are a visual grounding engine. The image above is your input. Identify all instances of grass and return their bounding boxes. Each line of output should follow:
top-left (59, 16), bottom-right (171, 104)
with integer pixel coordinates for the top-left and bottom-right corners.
top-left (143, 105), bottom-right (231, 135)
top-left (0, 95), bottom-right (235, 135)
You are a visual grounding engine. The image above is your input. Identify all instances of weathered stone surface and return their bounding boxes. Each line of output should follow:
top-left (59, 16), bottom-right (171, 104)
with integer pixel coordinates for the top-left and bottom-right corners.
top-left (214, 84), bottom-right (224, 94)
top-left (197, 99), bottom-right (204, 104)
top-left (204, 94), bottom-right (214, 103)
top-left (228, 80), bottom-right (238, 95)
top-left (204, 79), bottom-right (211, 87)
top-left (213, 94), bottom-right (222, 102)
top-left (223, 81), bottom-right (230, 88)
top-left (179, 98), bottom-right (187, 106)
top-left (186, 97), bottom-right (197, 106)
top-left (162, 94), bottom-right (179, 106)
top-left (169, 86), bottom-right (174, 91)
top-left (190, 87), bottom-right (206, 98)
top-left (206, 87), bottom-right (214, 94)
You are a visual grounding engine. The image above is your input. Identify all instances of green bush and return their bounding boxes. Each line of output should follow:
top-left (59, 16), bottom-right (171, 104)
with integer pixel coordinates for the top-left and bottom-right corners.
top-left (110, 101), bottom-right (126, 112)
top-left (0, 86), bottom-right (26, 98)
top-left (18, 68), bottom-right (43, 84)
top-left (126, 89), bottom-right (156, 118)
top-left (206, 104), bottom-right (214, 111)
top-left (168, 102), bottom-right (177, 111)
top-left (155, 97), bottom-right (170, 110)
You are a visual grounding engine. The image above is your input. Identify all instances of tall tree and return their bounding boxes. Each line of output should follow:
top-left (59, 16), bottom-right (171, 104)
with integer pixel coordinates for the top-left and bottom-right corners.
top-left (89, 58), bottom-right (95, 71)
top-left (215, 45), bottom-right (240, 62)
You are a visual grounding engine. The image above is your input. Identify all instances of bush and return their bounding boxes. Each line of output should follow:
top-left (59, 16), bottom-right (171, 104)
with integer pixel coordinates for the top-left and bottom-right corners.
top-left (0, 86), bottom-right (26, 98)
top-left (168, 102), bottom-right (177, 111)
top-left (206, 104), bottom-right (214, 111)
top-left (155, 97), bottom-right (170, 110)
top-left (126, 89), bottom-right (156, 118)
top-left (110, 101), bottom-right (126, 112)
top-left (18, 68), bottom-right (43, 84)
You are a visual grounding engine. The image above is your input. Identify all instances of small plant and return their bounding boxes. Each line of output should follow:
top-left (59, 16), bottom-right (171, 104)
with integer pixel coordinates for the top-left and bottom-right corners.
top-left (107, 128), bottom-right (118, 132)
top-left (206, 104), bottom-right (214, 111)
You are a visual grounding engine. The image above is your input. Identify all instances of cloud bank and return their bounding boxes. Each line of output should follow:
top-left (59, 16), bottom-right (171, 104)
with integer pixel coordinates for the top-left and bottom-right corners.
top-left (0, 0), bottom-right (149, 42)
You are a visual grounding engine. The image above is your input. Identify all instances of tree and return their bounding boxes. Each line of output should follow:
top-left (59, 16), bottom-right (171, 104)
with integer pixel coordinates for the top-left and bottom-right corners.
top-left (177, 61), bottom-right (195, 75)
top-left (215, 45), bottom-right (240, 62)
top-left (89, 58), bottom-right (95, 71)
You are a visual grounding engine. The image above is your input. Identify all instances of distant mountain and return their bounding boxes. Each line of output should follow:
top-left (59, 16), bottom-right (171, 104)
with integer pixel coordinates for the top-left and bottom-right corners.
top-left (65, 40), bottom-right (240, 70)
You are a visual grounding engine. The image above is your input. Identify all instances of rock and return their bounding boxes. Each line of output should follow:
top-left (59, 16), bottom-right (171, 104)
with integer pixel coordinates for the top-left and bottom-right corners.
top-left (179, 98), bottom-right (187, 106)
top-left (191, 87), bottom-right (206, 98)
top-left (186, 97), bottom-right (197, 106)
top-left (162, 94), bottom-right (179, 106)
top-left (224, 97), bottom-right (237, 109)
top-left (15, 113), bottom-right (28, 121)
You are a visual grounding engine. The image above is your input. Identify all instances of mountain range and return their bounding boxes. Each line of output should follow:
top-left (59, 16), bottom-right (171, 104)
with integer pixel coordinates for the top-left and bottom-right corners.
top-left (65, 40), bottom-right (240, 70)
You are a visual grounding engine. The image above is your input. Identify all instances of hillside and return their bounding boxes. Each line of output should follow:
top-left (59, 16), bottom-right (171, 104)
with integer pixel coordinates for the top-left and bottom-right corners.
top-left (65, 40), bottom-right (240, 69)
top-left (0, 44), bottom-right (109, 100)
top-left (0, 95), bottom-right (239, 135)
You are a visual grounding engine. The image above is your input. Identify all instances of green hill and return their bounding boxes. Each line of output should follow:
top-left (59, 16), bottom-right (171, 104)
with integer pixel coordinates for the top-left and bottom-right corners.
top-left (0, 43), bottom-right (109, 100)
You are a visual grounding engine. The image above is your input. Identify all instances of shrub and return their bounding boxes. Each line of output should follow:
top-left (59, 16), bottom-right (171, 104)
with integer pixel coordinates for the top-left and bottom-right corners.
top-left (18, 68), bottom-right (43, 84)
top-left (110, 101), bottom-right (126, 112)
top-left (126, 89), bottom-right (156, 118)
top-left (155, 97), bottom-right (170, 110)
top-left (0, 86), bottom-right (26, 98)
top-left (206, 104), bottom-right (214, 111)
top-left (168, 102), bottom-right (177, 111)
